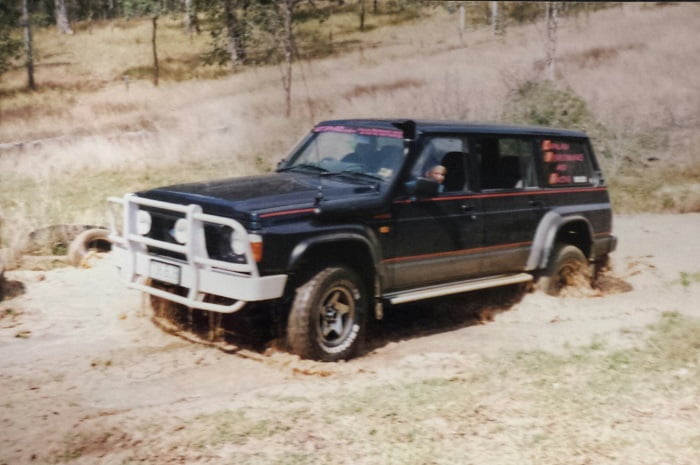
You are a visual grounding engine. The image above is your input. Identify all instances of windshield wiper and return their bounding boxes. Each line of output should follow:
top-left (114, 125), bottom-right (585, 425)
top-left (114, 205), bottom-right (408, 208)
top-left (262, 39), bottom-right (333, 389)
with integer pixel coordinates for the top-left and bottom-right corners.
top-left (334, 170), bottom-right (385, 182)
top-left (279, 165), bottom-right (384, 183)
top-left (278, 163), bottom-right (329, 174)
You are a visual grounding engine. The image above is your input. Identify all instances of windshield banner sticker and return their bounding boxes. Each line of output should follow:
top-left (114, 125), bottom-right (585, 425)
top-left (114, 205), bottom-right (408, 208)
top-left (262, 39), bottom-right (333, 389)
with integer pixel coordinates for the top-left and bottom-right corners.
top-left (542, 139), bottom-right (590, 186)
top-left (314, 125), bottom-right (402, 139)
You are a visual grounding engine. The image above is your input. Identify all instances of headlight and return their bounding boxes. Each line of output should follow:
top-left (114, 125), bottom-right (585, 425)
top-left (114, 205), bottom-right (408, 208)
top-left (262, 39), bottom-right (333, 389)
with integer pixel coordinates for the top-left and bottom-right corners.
top-left (173, 218), bottom-right (189, 244)
top-left (229, 229), bottom-right (247, 255)
top-left (136, 210), bottom-right (152, 235)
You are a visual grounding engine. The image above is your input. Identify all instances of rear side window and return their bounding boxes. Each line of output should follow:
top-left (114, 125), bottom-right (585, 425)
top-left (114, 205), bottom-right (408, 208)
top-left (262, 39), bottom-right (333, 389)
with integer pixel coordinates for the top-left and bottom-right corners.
top-left (540, 139), bottom-right (593, 187)
top-left (473, 136), bottom-right (537, 190)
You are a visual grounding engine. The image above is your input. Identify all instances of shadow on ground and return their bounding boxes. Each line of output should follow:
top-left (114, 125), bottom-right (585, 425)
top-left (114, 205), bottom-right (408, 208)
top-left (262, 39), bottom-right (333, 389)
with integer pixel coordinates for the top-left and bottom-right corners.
top-left (149, 283), bottom-right (528, 357)
top-left (364, 284), bottom-right (527, 353)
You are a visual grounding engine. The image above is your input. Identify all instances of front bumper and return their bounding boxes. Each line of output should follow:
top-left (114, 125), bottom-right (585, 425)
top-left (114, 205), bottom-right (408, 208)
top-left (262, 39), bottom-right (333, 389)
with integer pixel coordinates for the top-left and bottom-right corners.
top-left (109, 194), bottom-right (287, 313)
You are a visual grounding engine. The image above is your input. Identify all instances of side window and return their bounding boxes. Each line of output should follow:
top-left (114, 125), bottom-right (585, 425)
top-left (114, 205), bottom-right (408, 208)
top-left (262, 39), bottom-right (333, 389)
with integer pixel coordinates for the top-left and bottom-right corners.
top-left (412, 137), bottom-right (468, 192)
top-left (540, 139), bottom-right (593, 187)
top-left (474, 136), bottom-right (537, 190)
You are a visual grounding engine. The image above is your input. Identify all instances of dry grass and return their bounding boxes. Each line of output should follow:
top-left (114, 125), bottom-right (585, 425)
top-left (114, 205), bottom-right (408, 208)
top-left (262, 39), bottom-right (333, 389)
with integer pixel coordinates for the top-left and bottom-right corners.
top-left (42, 312), bottom-right (700, 465)
top-left (1, 3), bottom-right (699, 261)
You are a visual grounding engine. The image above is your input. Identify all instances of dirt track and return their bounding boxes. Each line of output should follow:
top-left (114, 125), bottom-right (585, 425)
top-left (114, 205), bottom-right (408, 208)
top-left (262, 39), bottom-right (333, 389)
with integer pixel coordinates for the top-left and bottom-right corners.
top-left (1, 214), bottom-right (699, 464)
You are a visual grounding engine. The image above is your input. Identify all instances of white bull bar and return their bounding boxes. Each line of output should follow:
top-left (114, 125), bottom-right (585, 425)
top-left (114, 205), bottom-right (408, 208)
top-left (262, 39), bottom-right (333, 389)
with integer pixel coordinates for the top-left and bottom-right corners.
top-left (108, 194), bottom-right (287, 313)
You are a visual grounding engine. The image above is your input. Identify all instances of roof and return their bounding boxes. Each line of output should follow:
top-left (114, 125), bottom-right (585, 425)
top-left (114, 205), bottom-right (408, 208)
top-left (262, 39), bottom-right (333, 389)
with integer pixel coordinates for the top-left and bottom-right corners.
top-left (317, 118), bottom-right (588, 138)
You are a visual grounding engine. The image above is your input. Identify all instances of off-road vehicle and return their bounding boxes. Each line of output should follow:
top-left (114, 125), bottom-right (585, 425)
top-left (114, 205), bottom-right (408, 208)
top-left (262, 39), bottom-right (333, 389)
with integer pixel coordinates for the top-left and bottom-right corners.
top-left (109, 119), bottom-right (617, 361)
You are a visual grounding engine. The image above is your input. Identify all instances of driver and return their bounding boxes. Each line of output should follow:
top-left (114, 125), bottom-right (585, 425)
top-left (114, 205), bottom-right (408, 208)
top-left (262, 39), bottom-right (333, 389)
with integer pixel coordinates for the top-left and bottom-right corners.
top-left (425, 165), bottom-right (447, 191)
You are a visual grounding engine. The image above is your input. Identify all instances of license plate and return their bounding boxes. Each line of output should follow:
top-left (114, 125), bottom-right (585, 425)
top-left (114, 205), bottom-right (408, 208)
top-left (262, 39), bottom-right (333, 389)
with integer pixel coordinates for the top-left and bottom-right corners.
top-left (150, 260), bottom-right (181, 285)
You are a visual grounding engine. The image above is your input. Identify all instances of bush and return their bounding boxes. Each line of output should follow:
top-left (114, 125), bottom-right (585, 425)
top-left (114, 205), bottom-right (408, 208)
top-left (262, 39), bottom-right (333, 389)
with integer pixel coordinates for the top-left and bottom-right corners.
top-left (504, 80), bottom-right (596, 131)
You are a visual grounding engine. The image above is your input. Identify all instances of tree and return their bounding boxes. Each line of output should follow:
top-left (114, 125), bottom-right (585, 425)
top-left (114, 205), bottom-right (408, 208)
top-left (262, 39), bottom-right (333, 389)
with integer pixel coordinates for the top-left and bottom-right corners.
top-left (276, 0), bottom-right (301, 117)
top-left (545, 1), bottom-right (559, 81)
top-left (359, 0), bottom-right (365, 31)
top-left (491, 1), bottom-right (504, 36)
top-left (457, 2), bottom-right (465, 44)
top-left (183, 0), bottom-right (200, 34)
top-left (21, 0), bottom-right (35, 90)
top-left (55, 0), bottom-right (74, 34)
top-left (224, 0), bottom-right (249, 65)
top-left (151, 14), bottom-right (159, 85)
top-left (201, 0), bottom-right (252, 67)
top-left (125, 0), bottom-right (162, 86)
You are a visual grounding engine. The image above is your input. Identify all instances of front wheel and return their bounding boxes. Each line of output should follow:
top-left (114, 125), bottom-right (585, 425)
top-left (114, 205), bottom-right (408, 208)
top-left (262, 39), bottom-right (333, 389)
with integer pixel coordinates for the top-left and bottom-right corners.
top-left (287, 267), bottom-right (367, 362)
top-left (538, 244), bottom-right (591, 296)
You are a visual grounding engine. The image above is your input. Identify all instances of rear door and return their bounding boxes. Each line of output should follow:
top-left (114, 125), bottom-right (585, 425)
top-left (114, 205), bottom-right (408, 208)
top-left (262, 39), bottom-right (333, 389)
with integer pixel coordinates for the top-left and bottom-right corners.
top-left (471, 135), bottom-right (544, 275)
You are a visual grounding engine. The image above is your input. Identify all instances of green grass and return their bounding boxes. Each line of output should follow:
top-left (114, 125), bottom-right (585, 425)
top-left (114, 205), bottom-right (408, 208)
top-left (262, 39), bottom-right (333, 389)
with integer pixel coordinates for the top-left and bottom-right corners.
top-left (679, 271), bottom-right (700, 288)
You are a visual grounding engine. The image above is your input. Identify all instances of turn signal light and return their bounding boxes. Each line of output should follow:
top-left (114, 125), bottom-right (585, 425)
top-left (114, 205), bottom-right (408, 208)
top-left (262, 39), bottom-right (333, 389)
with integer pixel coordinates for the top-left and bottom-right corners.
top-left (249, 234), bottom-right (263, 262)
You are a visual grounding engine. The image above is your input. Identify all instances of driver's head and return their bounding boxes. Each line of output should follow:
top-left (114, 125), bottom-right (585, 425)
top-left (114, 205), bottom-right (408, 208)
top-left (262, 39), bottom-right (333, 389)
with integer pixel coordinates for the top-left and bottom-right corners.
top-left (425, 165), bottom-right (447, 184)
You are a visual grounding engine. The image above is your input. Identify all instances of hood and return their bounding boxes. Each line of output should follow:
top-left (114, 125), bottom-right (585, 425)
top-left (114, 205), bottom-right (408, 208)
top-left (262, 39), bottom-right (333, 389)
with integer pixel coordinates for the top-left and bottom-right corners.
top-left (137, 172), bottom-right (384, 220)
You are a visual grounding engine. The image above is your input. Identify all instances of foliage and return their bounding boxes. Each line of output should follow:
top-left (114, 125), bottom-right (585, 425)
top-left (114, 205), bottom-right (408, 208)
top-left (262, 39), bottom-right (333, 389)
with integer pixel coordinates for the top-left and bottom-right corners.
top-left (504, 80), bottom-right (598, 131)
top-left (0, 3), bottom-right (21, 77)
top-left (123, 0), bottom-right (163, 18)
top-left (443, 1), bottom-right (617, 28)
top-left (201, 0), bottom-right (282, 66)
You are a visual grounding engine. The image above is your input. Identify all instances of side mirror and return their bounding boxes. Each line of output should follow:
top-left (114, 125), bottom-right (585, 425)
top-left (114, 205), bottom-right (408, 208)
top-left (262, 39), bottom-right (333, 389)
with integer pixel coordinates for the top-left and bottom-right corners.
top-left (406, 177), bottom-right (439, 197)
top-left (276, 158), bottom-right (286, 170)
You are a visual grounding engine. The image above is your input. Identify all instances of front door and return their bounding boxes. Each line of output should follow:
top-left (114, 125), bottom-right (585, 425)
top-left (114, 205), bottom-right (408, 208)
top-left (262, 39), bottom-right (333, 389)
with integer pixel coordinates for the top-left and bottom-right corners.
top-left (380, 136), bottom-right (483, 291)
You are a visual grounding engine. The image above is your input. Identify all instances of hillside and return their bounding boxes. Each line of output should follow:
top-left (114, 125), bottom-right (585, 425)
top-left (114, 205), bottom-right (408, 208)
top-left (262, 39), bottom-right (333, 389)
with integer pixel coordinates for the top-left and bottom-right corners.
top-left (1, 2), bottom-right (699, 260)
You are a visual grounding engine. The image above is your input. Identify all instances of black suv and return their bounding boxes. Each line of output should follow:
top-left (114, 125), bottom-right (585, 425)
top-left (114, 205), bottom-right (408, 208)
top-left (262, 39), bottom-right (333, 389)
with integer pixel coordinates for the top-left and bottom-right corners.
top-left (109, 119), bottom-right (616, 361)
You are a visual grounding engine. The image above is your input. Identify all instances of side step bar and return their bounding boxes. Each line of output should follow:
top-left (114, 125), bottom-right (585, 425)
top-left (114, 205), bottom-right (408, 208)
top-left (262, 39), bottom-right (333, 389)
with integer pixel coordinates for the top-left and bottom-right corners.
top-left (384, 273), bottom-right (533, 305)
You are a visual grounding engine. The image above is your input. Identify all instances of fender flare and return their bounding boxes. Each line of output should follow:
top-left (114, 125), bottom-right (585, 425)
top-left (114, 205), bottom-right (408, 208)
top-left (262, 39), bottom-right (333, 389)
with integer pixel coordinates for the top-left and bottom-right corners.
top-left (287, 230), bottom-right (382, 273)
top-left (526, 207), bottom-right (594, 271)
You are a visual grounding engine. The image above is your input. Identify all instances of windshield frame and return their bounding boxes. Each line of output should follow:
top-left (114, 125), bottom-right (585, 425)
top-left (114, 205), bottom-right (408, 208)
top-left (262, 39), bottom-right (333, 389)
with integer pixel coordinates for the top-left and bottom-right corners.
top-left (279, 125), bottom-right (406, 183)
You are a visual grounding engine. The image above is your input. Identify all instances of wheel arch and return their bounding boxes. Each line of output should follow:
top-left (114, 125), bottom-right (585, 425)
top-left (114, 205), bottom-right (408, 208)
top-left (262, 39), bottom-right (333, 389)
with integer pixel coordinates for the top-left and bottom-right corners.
top-left (527, 210), bottom-right (594, 271)
top-left (287, 232), bottom-right (380, 300)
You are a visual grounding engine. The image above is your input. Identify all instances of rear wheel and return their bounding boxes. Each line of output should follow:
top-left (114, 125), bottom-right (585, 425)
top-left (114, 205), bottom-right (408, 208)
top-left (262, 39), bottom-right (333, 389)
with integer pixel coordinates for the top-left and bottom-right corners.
top-left (287, 266), bottom-right (367, 361)
top-left (538, 244), bottom-right (591, 296)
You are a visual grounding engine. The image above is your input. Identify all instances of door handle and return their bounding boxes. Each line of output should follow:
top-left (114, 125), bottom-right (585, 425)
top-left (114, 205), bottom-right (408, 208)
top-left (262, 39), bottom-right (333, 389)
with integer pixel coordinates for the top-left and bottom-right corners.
top-left (529, 200), bottom-right (545, 207)
top-left (461, 204), bottom-right (477, 221)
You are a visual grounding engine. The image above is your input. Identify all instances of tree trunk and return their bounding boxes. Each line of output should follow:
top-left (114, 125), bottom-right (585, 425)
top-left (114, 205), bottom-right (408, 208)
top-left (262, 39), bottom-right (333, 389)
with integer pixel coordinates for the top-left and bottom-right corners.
top-left (224, 0), bottom-right (246, 65)
top-left (545, 1), bottom-right (559, 81)
top-left (458, 4), bottom-right (465, 44)
top-left (359, 0), bottom-right (365, 31)
top-left (183, 0), bottom-right (199, 34)
top-left (280, 0), bottom-right (296, 118)
top-left (152, 16), bottom-right (159, 86)
top-left (21, 0), bottom-right (35, 91)
top-left (55, 0), bottom-right (73, 35)
top-left (491, 1), bottom-right (499, 36)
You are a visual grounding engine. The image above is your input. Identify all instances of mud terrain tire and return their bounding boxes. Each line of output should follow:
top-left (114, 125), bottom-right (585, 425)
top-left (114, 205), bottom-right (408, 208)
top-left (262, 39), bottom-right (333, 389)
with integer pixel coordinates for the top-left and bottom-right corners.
top-left (538, 244), bottom-right (591, 296)
top-left (68, 228), bottom-right (111, 267)
top-left (287, 267), bottom-right (367, 362)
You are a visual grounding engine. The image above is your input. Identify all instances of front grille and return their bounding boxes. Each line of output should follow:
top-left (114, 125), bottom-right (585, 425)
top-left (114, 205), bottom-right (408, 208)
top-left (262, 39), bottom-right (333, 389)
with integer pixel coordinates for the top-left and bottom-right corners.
top-left (145, 210), bottom-right (186, 260)
top-left (143, 208), bottom-right (246, 263)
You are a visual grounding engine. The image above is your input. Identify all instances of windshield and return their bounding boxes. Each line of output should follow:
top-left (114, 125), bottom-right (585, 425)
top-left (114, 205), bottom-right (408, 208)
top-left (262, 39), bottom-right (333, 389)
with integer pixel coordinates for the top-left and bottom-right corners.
top-left (280, 125), bottom-right (405, 182)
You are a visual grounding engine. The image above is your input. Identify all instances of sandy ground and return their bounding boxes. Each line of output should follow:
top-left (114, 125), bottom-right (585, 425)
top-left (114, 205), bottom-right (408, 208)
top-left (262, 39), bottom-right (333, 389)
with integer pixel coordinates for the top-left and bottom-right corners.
top-left (1, 213), bottom-right (699, 464)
